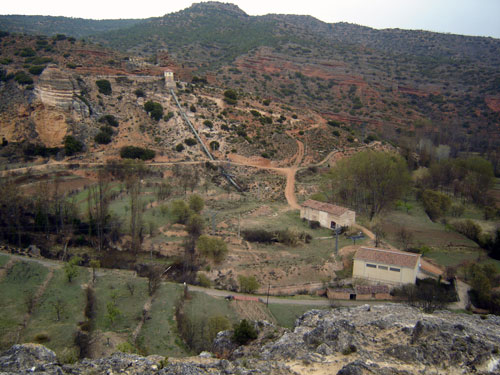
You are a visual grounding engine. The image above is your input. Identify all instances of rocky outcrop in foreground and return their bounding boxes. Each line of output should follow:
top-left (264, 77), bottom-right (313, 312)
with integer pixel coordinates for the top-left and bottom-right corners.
top-left (1, 304), bottom-right (499, 375)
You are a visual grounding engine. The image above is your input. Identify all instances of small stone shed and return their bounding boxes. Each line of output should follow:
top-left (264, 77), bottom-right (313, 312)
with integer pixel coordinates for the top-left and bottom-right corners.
top-left (300, 199), bottom-right (355, 229)
top-left (327, 285), bottom-right (392, 301)
top-left (353, 247), bottom-right (421, 285)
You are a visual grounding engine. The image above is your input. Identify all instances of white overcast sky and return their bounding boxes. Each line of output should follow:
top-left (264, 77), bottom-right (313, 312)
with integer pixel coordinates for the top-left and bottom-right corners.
top-left (1, 0), bottom-right (499, 38)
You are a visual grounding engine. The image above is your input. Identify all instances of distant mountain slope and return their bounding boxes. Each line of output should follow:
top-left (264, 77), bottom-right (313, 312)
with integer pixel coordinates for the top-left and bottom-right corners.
top-left (0, 15), bottom-right (144, 38)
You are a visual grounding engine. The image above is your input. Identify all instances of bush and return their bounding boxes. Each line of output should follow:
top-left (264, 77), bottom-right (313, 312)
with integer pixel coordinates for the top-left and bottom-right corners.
top-left (34, 332), bottom-right (50, 343)
top-left (28, 65), bottom-right (45, 75)
top-left (197, 273), bottom-right (211, 287)
top-left (232, 319), bottom-right (257, 345)
top-left (98, 114), bottom-right (119, 127)
top-left (309, 220), bottom-right (321, 229)
top-left (164, 112), bottom-right (174, 121)
top-left (170, 200), bottom-right (192, 224)
top-left (209, 141), bottom-right (220, 151)
top-left (188, 194), bottom-right (204, 213)
top-left (144, 101), bottom-right (163, 121)
top-left (197, 235), bottom-right (228, 263)
top-left (14, 71), bottom-right (33, 85)
top-left (119, 146), bottom-right (155, 160)
top-left (64, 136), bottom-right (84, 156)
top-left (242, 229), bottom-right (275, 243)
top-left (95, 132), bottom-right (112, 144)
top-left (134, 88), bottom-right (145, 97)
top-left (262, 99), bottom-right (271, 106)
top-left (452, 220), bottom-right (482, 243)
top-left (175, 143), bottom-right (185, 152)
top-left (328, 120), bottom-right (341, 127)
top-left (223, 89), bottom-right (238, 105)
top-left (238, 275), bottom-right (260, 294)
top-left (185, 138), bottom-right (197, 146)
top-left (203, 120), bottom-right (213, 128)
top-left (19, 48), bottom-right (36, 57)
top-left (96, 79), bottom-right (112, 95)
top-left (421, 189), bottom-right (451, 221)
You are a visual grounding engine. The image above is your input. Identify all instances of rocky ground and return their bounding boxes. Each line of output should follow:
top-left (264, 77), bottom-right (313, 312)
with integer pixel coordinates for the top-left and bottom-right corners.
top-left (1, 304), bottom-right (499, 375)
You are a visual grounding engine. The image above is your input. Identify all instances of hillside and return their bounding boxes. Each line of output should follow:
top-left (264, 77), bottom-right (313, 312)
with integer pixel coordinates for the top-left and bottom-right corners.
top-left (2, 2), bottom-right (498, 156)
top-left (0, 15), bottom-right (143, 38)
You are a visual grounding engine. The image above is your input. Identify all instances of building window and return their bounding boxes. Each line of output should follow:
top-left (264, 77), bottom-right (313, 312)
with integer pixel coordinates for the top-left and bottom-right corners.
top-left (390, 267), bottom-right (400, 272)
top-left (378, 265), bottom-right (388, 270)
top-left (366, 264), bottom-right (376, 268)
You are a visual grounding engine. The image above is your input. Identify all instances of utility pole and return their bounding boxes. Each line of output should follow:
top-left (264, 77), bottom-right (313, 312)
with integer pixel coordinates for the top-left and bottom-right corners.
top-left (333, 226), bottom-right (341, 255)
top-left (266, 283), bottom-right (270, 307)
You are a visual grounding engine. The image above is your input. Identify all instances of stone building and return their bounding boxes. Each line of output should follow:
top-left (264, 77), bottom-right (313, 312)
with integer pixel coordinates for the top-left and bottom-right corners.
top-left (327, 285), bottom-right (392, 301)
top-left (353, 247), bottom-right (421, 285)
top-left (164, 69), bottom-right (175, 88)
top-left (300, 199), bottom-right (355, 229)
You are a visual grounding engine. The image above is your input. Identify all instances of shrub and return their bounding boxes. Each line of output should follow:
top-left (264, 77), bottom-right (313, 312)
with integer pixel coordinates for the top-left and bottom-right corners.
top-left (242, 229), bottom-right (275, 243)
top-left (185, 138), bottom-right (197, 146)
top-left (188, 194), bottom-right (204, 213)
top-left (209, 141), bottom-right (220, 151)
top-left (197, 273), bottom-right (211, 287)
top-left (170, 200), bottom-right (192, 224)
top-left (250, 110), bottom-right (261, 117)
top-left (34, 332), bottom-right (50, 343)
top-left (164, 112), bottom-right (174, 121)
top-left (203, 120), bottom-right (213, 128)
top-left (238, 275), bottom-right (260, 294)
top-left (64, 136), bottom-right (84, 156)
top-left (95, 132), bottom-right (112, 144)
top-left (14, 71), bottom-right (33, 85)
top-left (197, 235), bottom-right (228, 263)
top-left (452, 220), bottom-right (482, 243)
top-left (175, 143), bottom-right (185, 152)
top-left (309, 220), bottom-right (321, 229)
top-left (144, 100), bottom-right (163, 121)
top-left (28, 65), bottom-right (45, 75)
top-left (134, 88), bottom-right (145, 97)
top-left (119, 146), bottom-right (155, 160)
top-left (232, 319), bottom-right (257, 345)
top-left (98, 114), bottom-right (119, 127)
top-left (421, 189), bottom-right (451, 221)
top-left (20, 48), bottom-right (36, 57)
top-left (262, 99), bottom-right (271, 106)
top-left (223, 89), bottom-right (238, 105)
top-left (190, 104), bottom-right (197, 112)
top-left (96, 79), bottom-right (112, 95)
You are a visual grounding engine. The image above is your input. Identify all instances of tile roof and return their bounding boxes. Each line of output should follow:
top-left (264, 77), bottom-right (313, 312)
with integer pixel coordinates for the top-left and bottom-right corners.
top-left (354, 247), bottom-right (420, 269)
top-left (301, 199), bottom-right (350, 216)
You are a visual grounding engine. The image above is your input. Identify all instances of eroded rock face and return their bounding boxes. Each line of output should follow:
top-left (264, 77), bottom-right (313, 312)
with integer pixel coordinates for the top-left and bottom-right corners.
top-left (35, 65), bottom-right (76, 111)
top-left (1, 305), bottom-right (499, 375)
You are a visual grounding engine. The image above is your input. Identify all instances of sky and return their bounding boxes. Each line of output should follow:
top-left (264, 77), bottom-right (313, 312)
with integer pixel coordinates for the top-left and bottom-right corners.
top-left (1, 0), bottom-right (499, 38)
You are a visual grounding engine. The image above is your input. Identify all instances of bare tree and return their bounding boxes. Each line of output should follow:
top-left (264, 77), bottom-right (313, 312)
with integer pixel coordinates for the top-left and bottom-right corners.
top-left (88, 168), bottom-right (111, 251)
top-left (396, 226), bottom-right (414, 250)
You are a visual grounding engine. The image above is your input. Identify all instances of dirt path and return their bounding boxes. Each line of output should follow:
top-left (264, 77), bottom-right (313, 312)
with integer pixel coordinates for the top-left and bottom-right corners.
top-left (131, 295), bottom-right (154, 342)
top-left (16, 268), bottom-right (54, 343)
top-left (449, 279), bottom-right (471, 310)
top-left (0, 258), bottom-right (16, 281)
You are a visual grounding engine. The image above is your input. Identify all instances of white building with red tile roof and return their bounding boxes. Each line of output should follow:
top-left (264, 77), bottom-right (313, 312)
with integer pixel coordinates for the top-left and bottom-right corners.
top-left (300, 199), bottom-right (355, 229)
top-left (353, 247), bottom-right (421, 284)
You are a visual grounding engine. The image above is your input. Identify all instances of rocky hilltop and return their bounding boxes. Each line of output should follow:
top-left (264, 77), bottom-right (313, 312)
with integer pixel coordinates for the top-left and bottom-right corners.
top-left (1, 304), bottom-right (499, 375)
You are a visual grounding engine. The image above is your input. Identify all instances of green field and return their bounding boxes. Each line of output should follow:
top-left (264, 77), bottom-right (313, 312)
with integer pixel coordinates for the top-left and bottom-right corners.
top-left (22, 267), bottom-right (88, 359)
top-left (0, 261), bottom-right (49, 350)
top-left (268, 303), bottom-right (327, 329)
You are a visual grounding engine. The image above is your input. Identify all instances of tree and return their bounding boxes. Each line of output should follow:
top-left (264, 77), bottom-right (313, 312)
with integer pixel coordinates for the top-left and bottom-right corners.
top-left (324, 151), bottom-right (410, 220)
top-left (197, 235), bottom-right (228, 263)
top-left (144, 100), bottom-right (163, 121)
top-left (232, 319), bottom-right (257, 345)
top-left (64, 256), bottom-right (82, 282)
top-left (90, 260), bottom-right (100, 284)
top-left (396, 226), bottom-right (413, 250)
top-left (420, 189), bottom-right (451, 221)
top-left (147, 265), bottom-right (163, 296)
top-left (171, 200), bottom-right (192, 224)
top-left (238, 275), bottom-right (260, 294)
top-left (223, 89), bottom-right (238, 105)
top-left (209, 141), bottom-right (220, 151)
top-left (188, 194), bottom-right (204, 213)
top-left (88, 168), bottom-right (111, 251)
top-left (64, 135), bottom-right (84, 156)
top-left (96, 79), bottom-right (112, 95)
top-left (187, 214), bottom-right (204, 240)
top-left (124, 162), bottom-right (145, 254)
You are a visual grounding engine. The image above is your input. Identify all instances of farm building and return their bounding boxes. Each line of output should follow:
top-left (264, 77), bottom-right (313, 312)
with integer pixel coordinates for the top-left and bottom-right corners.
top-left (300, 199), bottom-right (355, 229)
top-left (327, 285), bottom-right (392, 301)
top-left (164, 69), bottom-right (175, 88)
top-left (353, 247), bottom-right (421, 285)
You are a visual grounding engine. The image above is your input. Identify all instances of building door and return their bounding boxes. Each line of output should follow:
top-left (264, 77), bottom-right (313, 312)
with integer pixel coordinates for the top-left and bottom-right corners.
top-left (349, 294), bottom-right (356, 300)
top-left (330, 221), bottom-right (336, 229)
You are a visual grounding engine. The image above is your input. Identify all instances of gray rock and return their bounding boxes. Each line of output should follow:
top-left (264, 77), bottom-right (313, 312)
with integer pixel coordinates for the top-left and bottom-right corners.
top-left (0, 344), bottom-right (56, 373)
